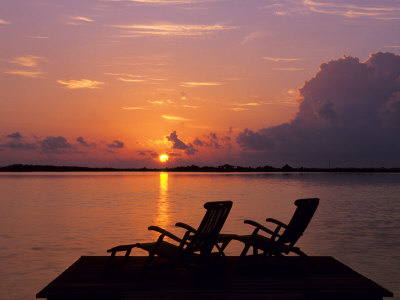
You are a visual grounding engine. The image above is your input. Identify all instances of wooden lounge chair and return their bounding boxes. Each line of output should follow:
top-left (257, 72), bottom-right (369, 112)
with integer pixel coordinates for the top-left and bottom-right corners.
top-left (235, 198), bottom-right (319, 257)
top-left (107, 200), bottom-right (233, 275)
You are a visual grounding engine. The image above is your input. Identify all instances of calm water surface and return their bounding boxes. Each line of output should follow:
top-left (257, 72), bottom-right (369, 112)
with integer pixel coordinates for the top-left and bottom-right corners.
top-left (0, 172), bottom-right (399, 299)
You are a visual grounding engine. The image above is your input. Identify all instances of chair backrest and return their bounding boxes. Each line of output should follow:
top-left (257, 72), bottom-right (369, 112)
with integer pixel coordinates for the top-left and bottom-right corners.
top-left (188, 201), bottom-right (232, 254)
top-left (278, 198), bottom-right (319, 245)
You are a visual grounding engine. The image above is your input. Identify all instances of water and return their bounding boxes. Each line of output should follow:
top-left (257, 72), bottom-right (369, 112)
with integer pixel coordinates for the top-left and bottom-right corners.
top-left (0, 172), bottom-right (399, 299)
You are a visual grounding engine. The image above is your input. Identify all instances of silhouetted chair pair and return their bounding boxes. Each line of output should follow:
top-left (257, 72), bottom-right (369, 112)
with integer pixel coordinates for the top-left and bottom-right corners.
top-left (107, 198), bottom-right (319, 275)
top-left (107, 201), bottom-right (233, 275)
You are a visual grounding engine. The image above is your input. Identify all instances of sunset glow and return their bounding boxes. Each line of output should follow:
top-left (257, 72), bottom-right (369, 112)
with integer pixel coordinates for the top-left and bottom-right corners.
top-left (1, 1), bottom-right (400, 168)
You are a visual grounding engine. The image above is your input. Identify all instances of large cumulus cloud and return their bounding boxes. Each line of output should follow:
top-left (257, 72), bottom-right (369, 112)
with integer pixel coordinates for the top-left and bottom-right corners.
top-left (237, 52), bottom-right (400, 167)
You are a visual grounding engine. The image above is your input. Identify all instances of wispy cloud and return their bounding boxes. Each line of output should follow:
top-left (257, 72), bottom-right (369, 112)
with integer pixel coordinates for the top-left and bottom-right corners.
top-left (149, 100), bottom-right (174, 105)
top-left (112, 23), bottom-right (235, 37)
top-left (384, 45), bottom-right (400, 48)
top-left (102, 0), bottom-right (205, 4)
top-left (4, 70), bottom-right (44, 78)
top-left (303, 0), bottom-right (400, 20)
top-left (67, 16), bottom-right (95, 25)
top-left (29, 36), bottom-right (49, 39)
top-left (234, 102), bottom-right (261, 107)
top-left (122, 106), bottom-right (146, 110)
top-left (162, 114), bottom-right (191, 121)
top-left (0, 18), bottom-right (11, 25)
top-left (231, 102), bottom-right (261, 111)
top-left (11, 55), bottom-right (44, 67)
top-left (118, 77), bottom-right (146, 82)
top-left (231, 107), bottom-right (249, 112)
top-left (263, 56), bottom-right (300, 62)
top-left (273, 67), bottom-right (303, 71)
top-left (57, 79), bottom-right (104, 89)
top-left (73, 16), bottom-right (94, 22)
top-left (240, 32), bottom-right (263, 46)
top-left (180, 81), bottom-right (223, 87)
top-left (182, 104), bottom-right (198, 109)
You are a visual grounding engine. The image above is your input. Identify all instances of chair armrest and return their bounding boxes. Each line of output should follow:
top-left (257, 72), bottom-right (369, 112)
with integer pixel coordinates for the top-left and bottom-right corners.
top-left (244, 219), bottom-right (275, 236)
top-left (148, 225), bottom-right (182, 243)
top-left (107, 243), bottom-right (137, 253)
top-left (175, 222), bottom-right (197, 234)
top-left (265, 218), bottom-right (288, 228)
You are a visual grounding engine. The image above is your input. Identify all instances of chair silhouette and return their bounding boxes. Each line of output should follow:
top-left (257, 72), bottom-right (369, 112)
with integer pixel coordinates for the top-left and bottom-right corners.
top-left (235, 198), bottom-right (319, 257)
top-left (107, 201), bottom-right (233, 275)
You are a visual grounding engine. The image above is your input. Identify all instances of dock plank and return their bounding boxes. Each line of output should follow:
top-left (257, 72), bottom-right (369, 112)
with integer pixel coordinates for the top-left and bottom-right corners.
top-left (36, 256), bottom-right (393, 300)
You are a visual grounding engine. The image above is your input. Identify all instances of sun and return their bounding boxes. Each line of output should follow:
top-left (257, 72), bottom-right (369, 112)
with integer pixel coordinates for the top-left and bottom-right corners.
top-left (159, 154), bottom-right (169, 163)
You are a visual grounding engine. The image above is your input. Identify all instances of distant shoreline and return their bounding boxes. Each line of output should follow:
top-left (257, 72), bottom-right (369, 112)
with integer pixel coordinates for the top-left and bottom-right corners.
top-left (1, 164), bottom-right (400, 173)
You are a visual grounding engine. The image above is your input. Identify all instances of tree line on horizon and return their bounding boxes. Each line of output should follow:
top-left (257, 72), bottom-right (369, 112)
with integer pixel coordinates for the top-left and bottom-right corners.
top-left (1, 164), bottom-right (400, 173)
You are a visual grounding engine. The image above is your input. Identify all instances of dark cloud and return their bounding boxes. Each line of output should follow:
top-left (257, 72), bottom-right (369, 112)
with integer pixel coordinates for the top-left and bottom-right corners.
top-left (138, 150), bottom-right (158, 158)
top-left (1, 132), bottom-right (36, 150)
top-left (185, 144), bottom-right (197, 155)
top-left (40, 136), bottom-right (72, 153)
top-left (0, 141), bottom-right (36, 150)
top-left (193, 138), bottom-right (203, 146)
top-left (167, 131), bottom-right (188, 150)
top-left (166, 131), bottom-right (197, 155)
top-left (237, 52), bottom-right (400, 167)
top-left (107, 140), bottom-right (124, 149)
top-left (6, 132), bottom-right (23, 139)
top-left (76, 136), bottom-right (93, 147)
top-left (193, 132), bottom-right (228, 149)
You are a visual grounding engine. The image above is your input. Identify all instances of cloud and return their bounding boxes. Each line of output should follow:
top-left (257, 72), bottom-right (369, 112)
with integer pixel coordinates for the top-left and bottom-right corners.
top-left (180, 81), bottom-right (223, 87)
top-left (263, 56), bottom-right (300, 62)
top-left (240, 32), bottom-right (263, 46)
top-left (231, 107), bottom-right (249, 112)
top-left (77, 136), bottom-right (96, 147)
top-left (182, 104), bottom-right (198, 109)
top-left (112, 23), bottom-right (235, 37)
top-left (0, 141), bottom-right (36, 151)
top-left (166, 131), bottom-right (197, 155)
top-left (162, 115), bottom-right (191, 121)
top-left (57, 79), bottom-right (104, 89)
top-left (118, 77), bottom-right (146, 82)
top-left (122, 106), bottom-right (146, 110)
top-left (384, 45), bottom-right (400, 49)
top-left (107, 140), bottom-right (124, 149)
top-left (166, 131), bottom-right (188, 150)
top-left (102, 0), bottom-right (197, 3)
top-left (39, 136), bottom-right (72, 153)
top-left (0, 18), bottom-right (11, 25)
top-left (30, 36), bottom-right (49, 39)
top-left (231, 102), bottom-right (262, 111)
top-left (192, 132), bottom-right (232, 149)
top-left (237, 52), bottom-right (400, 167)
top-left (303, 0), bottom-right (400, 20)
top-left (6, 132), bottom-right (23, 139)
top-left (4, 70), bottom-right (44, 78)
top-left (72, 16), bottom-right (94, 23)
top-left (138, 150), bottom-right (158, 158)
top-left (1, 132), bottom-right (36, 150)
top-left (273, 67), bottom-right (303, 71)
top-left (149, 100), bottom-right (166, 105)
top-left (11, 55), bottom-right (44, 67)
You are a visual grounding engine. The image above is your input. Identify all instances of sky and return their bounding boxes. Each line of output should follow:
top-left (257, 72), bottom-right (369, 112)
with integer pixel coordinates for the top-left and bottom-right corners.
top-left (1, 0), bottom-right (400, 168)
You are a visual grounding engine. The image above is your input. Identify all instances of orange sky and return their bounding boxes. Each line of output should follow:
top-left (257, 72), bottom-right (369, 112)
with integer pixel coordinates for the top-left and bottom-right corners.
top-left (1, 1), bottom-right (400, 167)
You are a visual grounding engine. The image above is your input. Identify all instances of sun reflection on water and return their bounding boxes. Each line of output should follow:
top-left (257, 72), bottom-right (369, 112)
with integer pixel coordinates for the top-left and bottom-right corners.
top-left (155, 172), bottom-right (170, 228)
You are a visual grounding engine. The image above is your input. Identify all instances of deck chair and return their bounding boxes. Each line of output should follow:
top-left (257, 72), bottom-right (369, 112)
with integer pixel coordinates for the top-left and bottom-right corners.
top-left (107, 200), bottom-right (233, 275)
top-left (235, 198), bottom-right (319, 257)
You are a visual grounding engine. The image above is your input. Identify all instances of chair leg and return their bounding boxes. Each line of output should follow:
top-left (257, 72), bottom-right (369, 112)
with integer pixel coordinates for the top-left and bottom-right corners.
top-left (240, 243), bottom-right (250, 257)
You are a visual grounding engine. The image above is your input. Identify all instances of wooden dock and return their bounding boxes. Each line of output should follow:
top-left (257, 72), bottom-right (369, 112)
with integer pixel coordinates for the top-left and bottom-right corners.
top-left (36, 256), bottom-right (393, 300)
